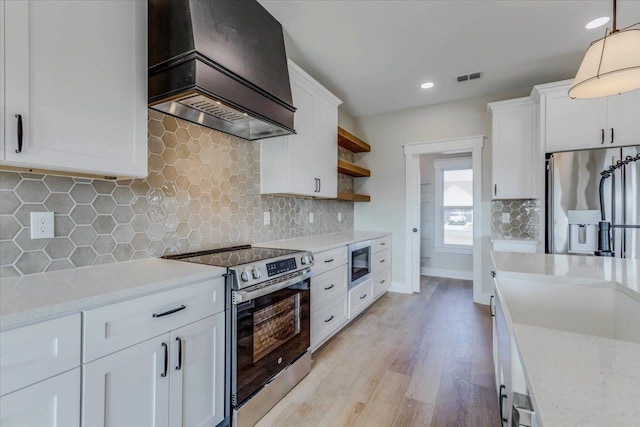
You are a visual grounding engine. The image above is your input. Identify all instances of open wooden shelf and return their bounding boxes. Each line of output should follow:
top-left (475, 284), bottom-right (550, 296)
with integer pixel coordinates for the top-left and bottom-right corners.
top-left (337, 159), bottom-right (370, 177)
top-left (338, 127), bottom-right (371, 153)
top-left (337, 191), bottom-right (371, 202)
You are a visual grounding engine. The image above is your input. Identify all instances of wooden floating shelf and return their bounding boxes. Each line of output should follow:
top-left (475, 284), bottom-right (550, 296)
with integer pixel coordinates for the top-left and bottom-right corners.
top-left (338, 127), bottom-right (371, 153)
top-left (337, 159), bottom-right (370, 177)
top-left (337, 191), bottom-right (371, 202)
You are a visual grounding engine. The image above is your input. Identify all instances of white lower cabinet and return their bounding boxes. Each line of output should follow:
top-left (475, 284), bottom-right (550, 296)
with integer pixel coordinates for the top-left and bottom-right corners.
top-left (373, 269), bottom-right (391, 298)
top-left (81, 278), bottom-right (227, 427)
top-left (82, 335), bottom-right (170, 427)
top-left (83, 313), bottom-right (226, 427)
top-left (0, 368), bottom-right (81, 427)
top-left (310, 294), bottom-right (348, 351)
top-left (169, 313), bottom-right (225, 427)
top-left (348, 278), bottom-right (374, 319)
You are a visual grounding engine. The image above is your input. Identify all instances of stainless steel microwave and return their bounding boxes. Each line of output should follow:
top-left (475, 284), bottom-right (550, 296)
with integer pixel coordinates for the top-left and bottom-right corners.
top-left (348, 240), bottom-right (372, 288)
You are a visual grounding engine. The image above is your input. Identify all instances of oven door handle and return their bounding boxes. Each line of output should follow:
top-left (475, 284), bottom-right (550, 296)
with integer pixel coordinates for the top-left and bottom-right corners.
top-left (232, 269), bottom-right (312, 304)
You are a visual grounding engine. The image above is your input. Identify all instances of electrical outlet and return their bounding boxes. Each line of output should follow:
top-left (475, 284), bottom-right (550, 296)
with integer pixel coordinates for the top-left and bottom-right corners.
top-left (31, 212), bottom-right (55, 239)
top-left (502, 213), bottom-right (511, 224)
top-left (338, 212), bottom-right (342, 222)
top-left (263, 211), bottom-right (270, 225)
top-left (309, 212), bottom-right (314, 224)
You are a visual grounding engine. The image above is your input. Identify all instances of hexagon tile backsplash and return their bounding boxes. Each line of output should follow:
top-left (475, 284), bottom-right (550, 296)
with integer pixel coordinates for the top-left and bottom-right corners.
top-left (0, 111), bottom-right (354, 276)
top-left (491, 199), bottom-right (540, 240)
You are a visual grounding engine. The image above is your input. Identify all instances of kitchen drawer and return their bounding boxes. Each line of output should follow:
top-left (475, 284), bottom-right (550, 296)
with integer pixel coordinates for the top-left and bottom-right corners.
top-left (348, 279), bottom-right (374, 319)
top-left (83, 278), bottom-right (225, 363)
top-left (373, 236), bottom-right (391, 253)
top-left (313, 246), bottom-right (348, 276)
top-left (372, 248), bottom-right (391, 275)
top-left (311, 294), bottom-right (348, 350)
top-left (311, 264), bottom-right (348, 312)
top-left (374, 269), bottom-right (391, 299)
top-left (0, 314), bottom-right (81, 396)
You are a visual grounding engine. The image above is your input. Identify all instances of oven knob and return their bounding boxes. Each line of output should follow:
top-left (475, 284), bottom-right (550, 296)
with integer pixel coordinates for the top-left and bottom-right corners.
top-left (252, 268), bottom-right (261, 279)
top-left (301, 255), bottom-right (309, 265)
top-left (240, 271), bottom-right (250, 282)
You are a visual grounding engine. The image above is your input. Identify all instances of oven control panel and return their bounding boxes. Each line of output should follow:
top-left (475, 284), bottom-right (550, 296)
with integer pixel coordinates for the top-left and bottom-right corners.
top-left (266, 257), bottom-right (297, 277)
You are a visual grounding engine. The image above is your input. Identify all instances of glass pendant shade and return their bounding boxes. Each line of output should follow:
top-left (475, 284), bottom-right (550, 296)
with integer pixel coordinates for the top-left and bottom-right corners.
top-left (569, 28), bottom-right (640, 98)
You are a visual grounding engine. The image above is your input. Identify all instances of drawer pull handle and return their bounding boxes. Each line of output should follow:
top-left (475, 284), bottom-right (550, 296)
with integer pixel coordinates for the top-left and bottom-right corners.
top-left (324, 315), bottom-right (334, 323)
top-left (175, 337), bottom-right (183, 371)
top-left (324, 284), bottom-right (335, 290)
top-left (380, 279), bottom-right (385, 284)
top-left (153, 305), bottom-right (186, 318)
top-left (15, 114), bottom-right (23, 153)
top-left (161, 343), bottom-right (168, 377)
top-left (324, 258), bottom-right (334, 263)
top-left (360, 293), bottom-right (367, 300)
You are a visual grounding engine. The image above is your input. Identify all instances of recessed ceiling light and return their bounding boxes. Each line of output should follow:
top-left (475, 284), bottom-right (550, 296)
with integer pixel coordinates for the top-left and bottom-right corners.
top-left (585, 16), bottom-right (610, 29)
top-left (420, 82), bottom-right (434, 89)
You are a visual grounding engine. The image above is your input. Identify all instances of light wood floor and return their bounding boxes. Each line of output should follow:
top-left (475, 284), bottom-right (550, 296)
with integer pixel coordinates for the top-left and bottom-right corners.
top-left (256, 277), bottom-right (499, 427)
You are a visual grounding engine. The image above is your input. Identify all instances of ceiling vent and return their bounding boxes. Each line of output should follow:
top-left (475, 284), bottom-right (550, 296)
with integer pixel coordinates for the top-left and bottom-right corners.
top-left (456, 71), bottom-right (483, 83)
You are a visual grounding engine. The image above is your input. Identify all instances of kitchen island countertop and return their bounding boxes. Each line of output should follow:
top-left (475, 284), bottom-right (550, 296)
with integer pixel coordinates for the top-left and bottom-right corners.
top-left (492, 252), bottom-right (640, 426)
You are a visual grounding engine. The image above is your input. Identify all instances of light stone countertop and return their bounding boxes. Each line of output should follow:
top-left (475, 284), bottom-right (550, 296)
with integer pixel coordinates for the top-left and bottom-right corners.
top-left (0, 258), bottom-right (226, 331)
top-left (492, 252), bottom-right (640, 426)
top-left (255, 230), bottom-right (392, 253)
top-left (492, 251), bottom-right (638, 292)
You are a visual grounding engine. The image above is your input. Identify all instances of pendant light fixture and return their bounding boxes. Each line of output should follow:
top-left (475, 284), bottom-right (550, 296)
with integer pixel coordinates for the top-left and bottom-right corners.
top-left (569, 0), bottom-right (640, 98)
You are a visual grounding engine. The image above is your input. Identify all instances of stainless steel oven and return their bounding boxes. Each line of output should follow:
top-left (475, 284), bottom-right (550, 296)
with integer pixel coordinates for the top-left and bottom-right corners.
top-left (348, 240), bottom-right (372, 288)
top-left (231, 270), bottom-right (311, 426)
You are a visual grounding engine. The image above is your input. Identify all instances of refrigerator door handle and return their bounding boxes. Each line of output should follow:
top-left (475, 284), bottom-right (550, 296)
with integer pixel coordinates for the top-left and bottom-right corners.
top-left (546, 154), bottom-right (554, 254)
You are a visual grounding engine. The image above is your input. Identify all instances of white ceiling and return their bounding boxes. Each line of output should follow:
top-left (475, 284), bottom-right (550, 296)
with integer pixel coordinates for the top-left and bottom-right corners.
top-left (258, 0), bottom-right (640, 117)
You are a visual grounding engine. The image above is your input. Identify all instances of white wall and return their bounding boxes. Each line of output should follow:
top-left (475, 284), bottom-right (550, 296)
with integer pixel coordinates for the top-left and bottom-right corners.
top-left (338, 108), bottom-right (357, 134)
top-left (352, 89), bottom-right (528, 295)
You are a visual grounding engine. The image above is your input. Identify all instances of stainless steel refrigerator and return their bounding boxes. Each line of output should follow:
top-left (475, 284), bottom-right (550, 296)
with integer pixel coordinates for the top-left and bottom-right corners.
top-left (546, 145), bottom-right (640, 259)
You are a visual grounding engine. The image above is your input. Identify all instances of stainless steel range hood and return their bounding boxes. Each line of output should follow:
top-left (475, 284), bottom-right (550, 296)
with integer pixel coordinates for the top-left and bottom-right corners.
top-left (148, 0), bottom-right (296, 141)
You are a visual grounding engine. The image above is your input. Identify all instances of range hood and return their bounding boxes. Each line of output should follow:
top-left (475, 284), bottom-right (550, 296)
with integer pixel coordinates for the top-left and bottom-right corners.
top-left (148, 0), bottom-right (296, 141)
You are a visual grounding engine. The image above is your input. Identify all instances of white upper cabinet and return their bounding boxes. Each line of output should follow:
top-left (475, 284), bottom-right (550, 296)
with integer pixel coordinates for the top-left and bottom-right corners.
top-left (488, 97), bottom-right (536, 199)
top-left (536, 80), bottom-right (640, 153)
top-left (261, 59), bottom-right (342, 198)
top-left (2, 0), bottom-right (147, 178)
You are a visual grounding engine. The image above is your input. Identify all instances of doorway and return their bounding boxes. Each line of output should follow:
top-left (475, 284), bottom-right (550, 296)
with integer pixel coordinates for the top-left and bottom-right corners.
top-left (403, 135), bottom-right (484, 303)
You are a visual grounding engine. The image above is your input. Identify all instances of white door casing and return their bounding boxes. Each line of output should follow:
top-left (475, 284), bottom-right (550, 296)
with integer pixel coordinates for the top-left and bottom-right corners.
top-left (403, 135), bottom-right (485, 303)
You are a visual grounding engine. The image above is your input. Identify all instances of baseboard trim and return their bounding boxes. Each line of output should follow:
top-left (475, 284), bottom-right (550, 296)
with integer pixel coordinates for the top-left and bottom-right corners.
top-left (421, 267), bottom-right (473, 281)
top-left (387, 281), bottom-right (412, 294)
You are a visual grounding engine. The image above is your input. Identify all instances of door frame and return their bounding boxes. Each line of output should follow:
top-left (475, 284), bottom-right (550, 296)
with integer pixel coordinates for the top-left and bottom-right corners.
top-left (403, 135), bottom-right (484, 303)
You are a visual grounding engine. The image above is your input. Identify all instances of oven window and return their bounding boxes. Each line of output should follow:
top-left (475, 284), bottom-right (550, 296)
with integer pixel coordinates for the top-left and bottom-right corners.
top-left (253, 294), bottom-right (300, 363)
top-left (351, 247), bottom-right (370, 281)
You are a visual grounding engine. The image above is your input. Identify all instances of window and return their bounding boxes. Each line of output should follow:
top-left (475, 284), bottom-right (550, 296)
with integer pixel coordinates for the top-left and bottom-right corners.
top-left (434, 158), bottom-right (473, 253)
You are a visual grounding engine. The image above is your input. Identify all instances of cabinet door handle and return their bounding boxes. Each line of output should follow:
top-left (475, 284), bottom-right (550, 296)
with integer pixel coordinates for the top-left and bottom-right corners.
top-left (315, 178), bottom-right (320, 193)
top-left (324, 258), bottom-right (334, 263)
top-left (175, 337), bottom-right (183, 371)
top-left (380, 279), bottom-right (385, 284)
top-left (380, 259), bottom-right (385, 263)
top-left (494, 184), bottom-right (497, 196)
top-left (499, 385), bottom-right (508, 424)
top-left (360, 293), bottom-right (367, 300)
top-left (601, 128), bottom-right (605, 144)
top-left (610, 128), bottom-right (614, 144)
top-left (161, 343), bottom-right (168, 377)
top-left (380, 242), bottom-right (386, 246)
top-left (324, 315), bottom-right (334, 323)
top-left (490, 295), bottom-right (495, 317)
top-left (318, 178), bottom-right (321, 193)
top-left (15, 114), bottom-right (23, 154)
top-left (324, 284), bottom-right (335, 290)
top-left (153, 305), bottom-right (186, 318)
top-left (490, 270), bottom-right (496, 278)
